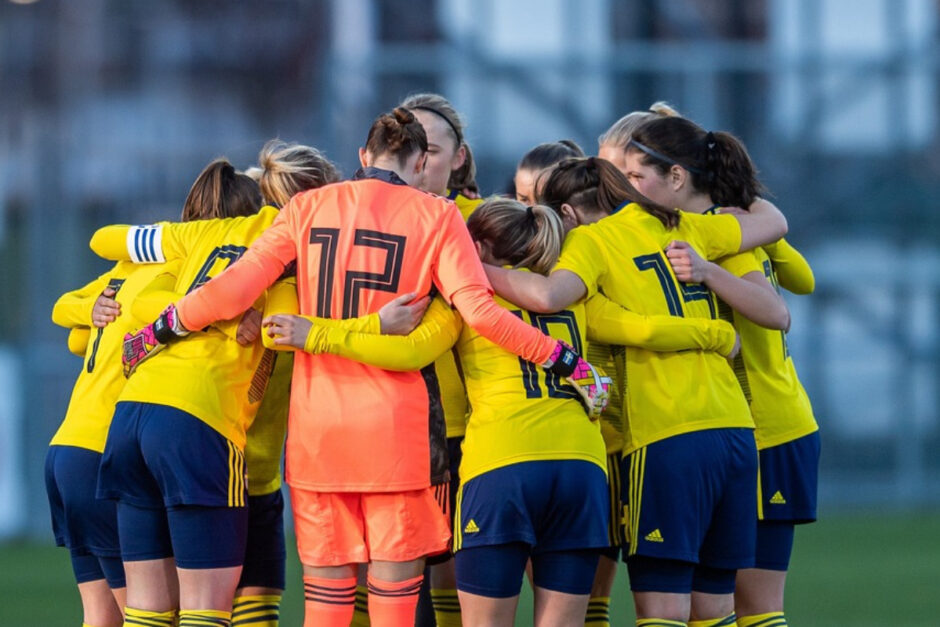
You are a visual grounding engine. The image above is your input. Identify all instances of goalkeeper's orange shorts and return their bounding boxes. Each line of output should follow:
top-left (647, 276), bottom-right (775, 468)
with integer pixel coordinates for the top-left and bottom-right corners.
top-left (290, 486), bottom-right (451, 566)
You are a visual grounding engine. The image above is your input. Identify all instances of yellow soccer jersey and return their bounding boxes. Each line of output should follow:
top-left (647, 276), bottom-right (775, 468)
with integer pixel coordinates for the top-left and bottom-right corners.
top-left (446, 189), bottom-right (484, 222)
top-left (436, 350), bottom-right (469, 438)
top-left (456, 287), bottom-right (606, 485)
top-left (763, 238), bottom-right (815, 295)
top-left (586, 340), bottom-right (625, 454)
top-left (68, 328), bottom-right (91, 357)
top-left (581, 291), bottom-right (738, 455)
top-left (246, 351), bottom-right (292, 495)
top-left (90, 207), bottom-right (281, 449)
top-left (245, 278), bottom-right (298, 495)
top-left (719, 248), bottom-right (818, 449)
top-left (554, 202), bottom-right (753, 455)
top-left (441, 189), bottom-right (483, 436)
top-left (49, 261), bottom-right (177, 452)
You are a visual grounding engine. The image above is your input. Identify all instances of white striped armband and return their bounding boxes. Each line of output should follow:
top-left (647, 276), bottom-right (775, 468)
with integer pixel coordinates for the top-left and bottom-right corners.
top-left (126, 224), bottom-right (166, 264)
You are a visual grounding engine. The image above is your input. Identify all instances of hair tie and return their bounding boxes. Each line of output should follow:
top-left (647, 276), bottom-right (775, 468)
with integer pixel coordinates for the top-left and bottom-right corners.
top-left (705, 131), bottom-right (717, 152)
top-left (526, 205), bottom-right (535, 219)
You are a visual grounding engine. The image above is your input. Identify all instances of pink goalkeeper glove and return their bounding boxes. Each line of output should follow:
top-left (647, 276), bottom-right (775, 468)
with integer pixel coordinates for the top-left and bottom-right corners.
top-left (543, 341), bottom-right (612, 420)
top-left (122, 304), bottom-right (189, 377)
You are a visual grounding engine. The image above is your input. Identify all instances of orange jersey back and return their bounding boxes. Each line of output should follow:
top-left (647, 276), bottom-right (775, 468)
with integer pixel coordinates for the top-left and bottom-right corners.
top-left (285, 172), bottom-right (468, 491)
top-left (177, 168), bottom-right (555, 492)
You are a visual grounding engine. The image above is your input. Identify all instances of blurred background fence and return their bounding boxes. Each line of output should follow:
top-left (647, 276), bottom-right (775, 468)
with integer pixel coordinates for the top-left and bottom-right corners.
top-left (0, 0), bottom-right (938, 539)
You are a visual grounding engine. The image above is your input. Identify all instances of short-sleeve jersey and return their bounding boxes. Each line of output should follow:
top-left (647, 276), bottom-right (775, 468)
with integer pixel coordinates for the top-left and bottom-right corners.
top-left (554, 202), bottom-right (753, 454)
top-left (457, 285), bottom-right (606, 484)
top-left (50, 261), bottom-right (175, 452)
top-left (719, 248), bottom-right (818, 449)
top-left (115, 207), bottom-right (280, 449)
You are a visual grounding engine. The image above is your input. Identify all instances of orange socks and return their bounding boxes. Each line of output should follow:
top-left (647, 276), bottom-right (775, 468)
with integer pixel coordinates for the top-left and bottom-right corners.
top-left (366, 574), bottom-right (424, 626)
top-left (302, 575), bottom-right (356, 627)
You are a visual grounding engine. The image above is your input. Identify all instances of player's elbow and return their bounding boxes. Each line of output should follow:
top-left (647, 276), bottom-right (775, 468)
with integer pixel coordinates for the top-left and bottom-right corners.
top-left (763, 306), bottom-right (790, 331)
top-left (526, 293), bottom-right (562, 314)
top-left (772, 213), bottom-right (789, 241)
top-left (89, 228), bottom-right (111, 258)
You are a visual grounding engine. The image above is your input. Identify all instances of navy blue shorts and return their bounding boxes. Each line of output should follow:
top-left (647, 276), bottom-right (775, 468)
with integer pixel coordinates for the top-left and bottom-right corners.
top-left (622, 428), bottom-right (757, 571)
top-left (456, 543), bottom-right (600, 597)
top-left (46, 445), bottom-right (120, 557)
top-left (455, 460), bottom-right (609, 553)
top-left (116, 500), bottom-right (249, 568)
top-left (754, 520), bottom-right (796, 571)
top-left (758, 431), bottom-right (820, 523)
top-left (626, 555), bottom-right (737, 595)
top-left (45, 445), bottom-right (126, 587)
top-left (69, 549), bottom-right (126, 589)
top-left (238, 490), bottom-right (286, 590)
top-left (97, 401), bottom-right (247, 508)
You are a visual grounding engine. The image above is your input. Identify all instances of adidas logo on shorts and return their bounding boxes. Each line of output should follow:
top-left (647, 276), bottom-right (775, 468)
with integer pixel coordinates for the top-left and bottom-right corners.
top-left (770, 491), bottom-right (787, 505)
top-left (464, 519), bottom-right (480, 534)
top-left (644, 528), bottom-right (664, 543)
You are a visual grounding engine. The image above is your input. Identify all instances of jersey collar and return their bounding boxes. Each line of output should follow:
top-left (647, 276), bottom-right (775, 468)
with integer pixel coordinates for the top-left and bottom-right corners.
top-left (353, 167), bottom-right (409, 186)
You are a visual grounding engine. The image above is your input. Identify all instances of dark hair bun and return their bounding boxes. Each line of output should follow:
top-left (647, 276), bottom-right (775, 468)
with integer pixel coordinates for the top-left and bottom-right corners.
top-left (393, 107), bottom-right (415, 125)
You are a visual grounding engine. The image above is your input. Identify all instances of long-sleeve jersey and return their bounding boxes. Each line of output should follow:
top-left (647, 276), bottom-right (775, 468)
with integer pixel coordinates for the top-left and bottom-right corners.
top-left (555, 203), bottom-right (753, 455)
top-left (50, 261), bottom-right (177, 452)
top-left (89, 207), bottom-right (281, 449)
top-left (173, 168), bottom-right (557, 492)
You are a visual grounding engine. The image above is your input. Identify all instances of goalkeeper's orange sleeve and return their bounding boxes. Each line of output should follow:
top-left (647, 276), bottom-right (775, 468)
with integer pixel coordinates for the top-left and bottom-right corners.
top-left (432, 207), bottom-right (556, 365)
top-left (177, 210), bottom-right (297, 331)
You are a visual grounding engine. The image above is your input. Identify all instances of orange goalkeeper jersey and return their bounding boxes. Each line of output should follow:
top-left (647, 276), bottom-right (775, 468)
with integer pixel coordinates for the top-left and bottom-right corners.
top-left (176, 168), bottom-right (557, 492)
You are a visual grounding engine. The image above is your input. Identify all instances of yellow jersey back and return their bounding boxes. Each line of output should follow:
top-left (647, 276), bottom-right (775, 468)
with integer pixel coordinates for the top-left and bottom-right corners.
top-left (554, 203), bottom-right (753, 454)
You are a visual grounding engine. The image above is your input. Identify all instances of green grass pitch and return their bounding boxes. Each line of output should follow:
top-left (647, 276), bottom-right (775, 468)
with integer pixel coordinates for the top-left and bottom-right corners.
top-left (3, 510), bottom-right (938, 625)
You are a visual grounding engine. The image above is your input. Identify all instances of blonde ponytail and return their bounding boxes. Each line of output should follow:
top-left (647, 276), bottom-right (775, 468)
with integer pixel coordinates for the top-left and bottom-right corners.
top-left (466, 198), bottom-right (564, 275)
top-left (257, 140), bottom-right (340, 207)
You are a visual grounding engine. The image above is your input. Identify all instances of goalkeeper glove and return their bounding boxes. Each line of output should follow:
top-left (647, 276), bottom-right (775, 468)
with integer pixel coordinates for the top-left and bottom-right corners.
top-left (122, 304), bottom-right (190, 377)
top-left (543, 341), bottom-right (612, 420)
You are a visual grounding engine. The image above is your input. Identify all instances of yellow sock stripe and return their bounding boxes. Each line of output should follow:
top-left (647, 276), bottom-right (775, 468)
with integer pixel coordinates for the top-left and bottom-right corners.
top-left (636, 620), bottom-right (686, 627)
top-left (688, 614), bottom-right (737, 627)
top-left (123, 606), bottom-right (177, 627)
top-left (586, 595), bottom-right (611, 625)
top-left (737, 612), bottom-right (786, 627)
top-left (178, 608), bottom-right (232, 627)
top-left (232, 594), bottom-right (281, 626)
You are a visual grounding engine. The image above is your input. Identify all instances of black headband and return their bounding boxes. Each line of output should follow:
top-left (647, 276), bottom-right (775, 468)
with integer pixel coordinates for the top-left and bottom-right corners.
top-left (410, 106), bottom-right (463, 145)
top-left (628, 139), bottom-right (704, 175)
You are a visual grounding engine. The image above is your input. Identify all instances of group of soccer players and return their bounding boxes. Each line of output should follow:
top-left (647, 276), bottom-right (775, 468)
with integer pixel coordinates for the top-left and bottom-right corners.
top-left (47, 92), bottom-right (819, 627)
